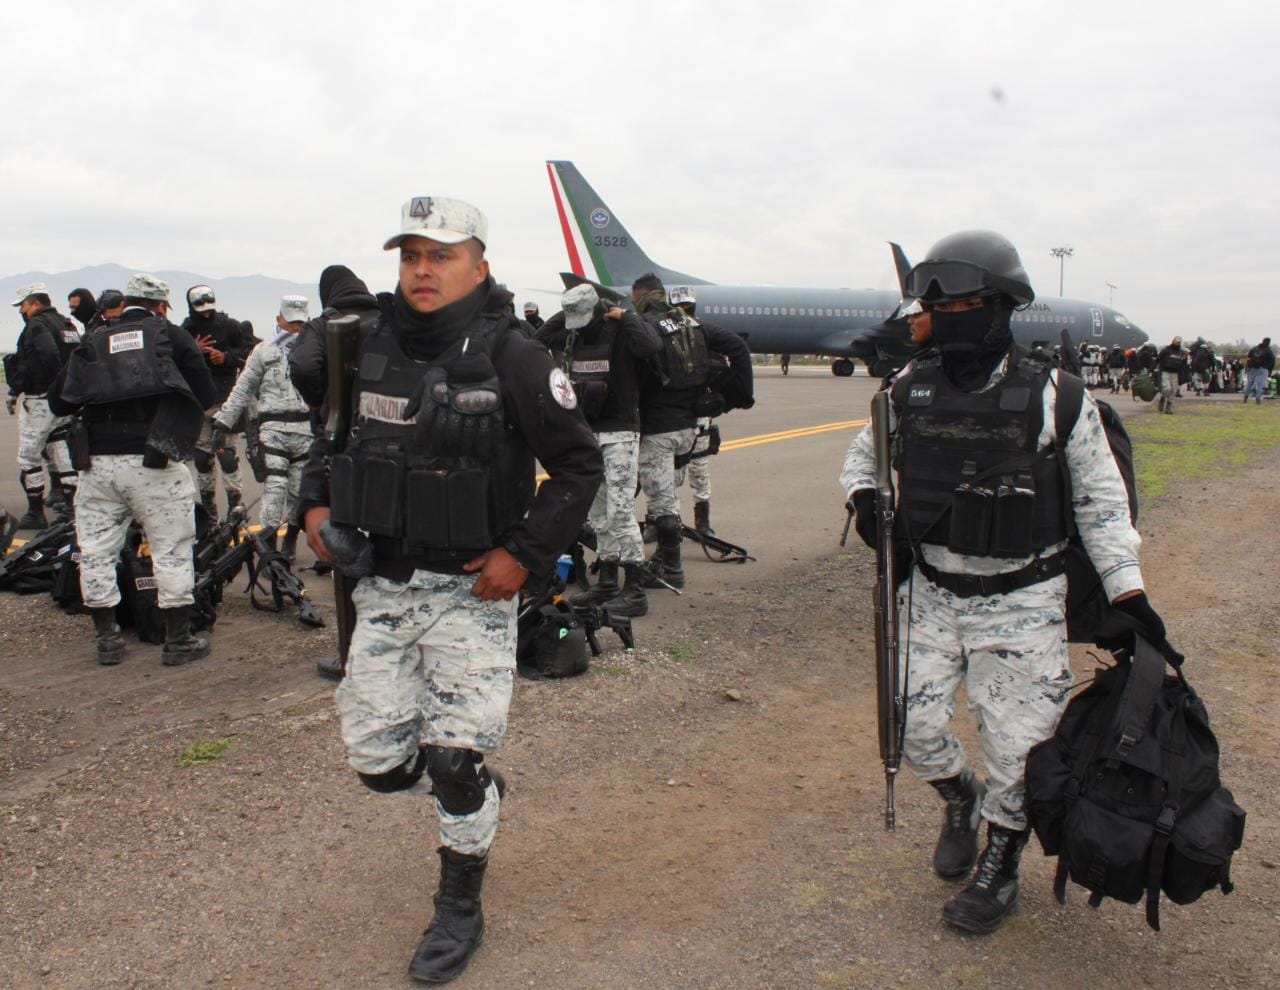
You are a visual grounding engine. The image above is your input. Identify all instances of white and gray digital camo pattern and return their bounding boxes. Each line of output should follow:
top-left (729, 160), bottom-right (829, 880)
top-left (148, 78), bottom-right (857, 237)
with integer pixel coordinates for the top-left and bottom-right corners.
top-left (258, 427), bottom-right (311, 529)
top-left (638, 427), bottom-right (697, 519)
top-left (74, 454), bottom-right (198, 609)
top-left (17, 396), bottom-right (73, 494)
top-left (195, 405), bottom-right (243, 497)
top-left (895, 569), bottom-right (1073, 830)
top-left (674, 416), bottom-right (712, 502)
top-left (335, 570), bottom-right (516, 855)
top-left (589, 435), bottom-right (643, 564)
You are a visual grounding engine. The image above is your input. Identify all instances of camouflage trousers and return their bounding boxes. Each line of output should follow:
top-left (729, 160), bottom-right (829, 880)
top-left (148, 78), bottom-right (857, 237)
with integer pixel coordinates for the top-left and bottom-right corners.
top-left (897, 568), bottom-right (1073, 830)
top-left (589, 433), bottom-right (643, 564)
top-left (1158, 371), bottom-right (1178, 411)
top-left (674, 416), bottom-right (712, 502)
top-left (259, 426), bottom-right (311, 530)
top-left (638, 427), bottom-right (697, 519)
top-left (336, 570), bottom-right (517, 856)
top-left (17, 395), bottom-right (75, 496)
top-left (75, 454), bottom-right (198, 610)
top-left (195, 409), bottom-right (243, 497)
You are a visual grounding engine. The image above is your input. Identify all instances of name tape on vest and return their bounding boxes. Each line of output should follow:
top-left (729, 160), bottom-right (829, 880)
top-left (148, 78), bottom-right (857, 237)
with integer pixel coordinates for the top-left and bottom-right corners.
top-left (109, 330), bottom-right (145, 354)
top-left (134, 575), bottom-right (158, 591)
top-left (359, 391), bottom-right (410, 424)
top-left (571, 359), bottom-right (610, 375)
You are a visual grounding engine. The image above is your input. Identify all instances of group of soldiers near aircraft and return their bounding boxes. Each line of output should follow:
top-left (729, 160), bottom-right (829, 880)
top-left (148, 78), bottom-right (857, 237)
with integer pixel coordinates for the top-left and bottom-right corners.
top-left (2, 208), bottom-right (1257, 983)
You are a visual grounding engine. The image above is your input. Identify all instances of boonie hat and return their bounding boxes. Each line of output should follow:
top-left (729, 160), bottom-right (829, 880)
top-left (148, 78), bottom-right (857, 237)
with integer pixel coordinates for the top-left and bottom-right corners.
top-left (562, 284), bottom-right (599, 330)
top-left (10, 282), bottom-right (48, 306)
top-left (187, 285), bottom-right (216, 312)
top-left (126, 273), bottom-right (171, 303)
top-left (384, 196), bottom-right (487, 251)
top-left (279, 295), bottom-right (309, 323)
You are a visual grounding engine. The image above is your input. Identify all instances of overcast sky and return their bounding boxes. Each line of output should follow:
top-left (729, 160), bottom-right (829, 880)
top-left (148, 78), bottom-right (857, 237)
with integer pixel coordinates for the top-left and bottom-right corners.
top-left (2, 0), bottom-right (1275, 345)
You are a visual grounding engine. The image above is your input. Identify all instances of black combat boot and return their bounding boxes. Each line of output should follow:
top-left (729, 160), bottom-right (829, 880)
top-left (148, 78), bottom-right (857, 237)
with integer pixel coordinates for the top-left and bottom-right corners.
top-left (17, 492), bottom-right (47, 531)
top-left (281, 524), bottom-right (300, 563)
top-left (641, 514), bottom-right (685, 589)
top-left (316, 655), bottom-right (344, 681)
top-left (408, 847), bottom-right (488, 984)
top-left (568, 559), bottom-right (619, 608)
top-left (91, 607), bottom-right (125, 666)
top-left (200, 492), bottom-right (218, 522)
top-left (942, 824), bottom-right (1028, 934)
top-left (928, 769), bottom-right (986, 880)
top-left (160, 607), bottom-right (211, 666)
top-left (693, 500), bottom-right (714, 536)
top-left (602, 562), bottom-right (650, 618)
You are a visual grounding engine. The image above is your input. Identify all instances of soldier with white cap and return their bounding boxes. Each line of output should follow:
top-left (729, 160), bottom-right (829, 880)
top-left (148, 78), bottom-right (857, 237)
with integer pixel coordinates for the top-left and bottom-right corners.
top-left (212, 295), bottom-right (314, 559)
top-left (5, 282), bottom-right (82, 530)
top-left (535, 281), bottom-right (661, 616)
top-left (48, 273), bottom-right (218, 666)
top-left (521, 300), bottom-right (543, 331)
top-left (296, 195), bottom-right (601, 984)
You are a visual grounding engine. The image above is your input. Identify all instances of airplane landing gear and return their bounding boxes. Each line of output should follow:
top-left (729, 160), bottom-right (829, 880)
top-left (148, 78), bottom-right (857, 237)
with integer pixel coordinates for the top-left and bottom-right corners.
top-left (831, 358), bottom-right (855, 377)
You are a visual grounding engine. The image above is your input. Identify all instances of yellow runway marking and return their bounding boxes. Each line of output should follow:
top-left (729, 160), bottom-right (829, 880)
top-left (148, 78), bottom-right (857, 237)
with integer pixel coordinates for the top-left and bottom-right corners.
top-left (535, 418), bottom-right (866, 481)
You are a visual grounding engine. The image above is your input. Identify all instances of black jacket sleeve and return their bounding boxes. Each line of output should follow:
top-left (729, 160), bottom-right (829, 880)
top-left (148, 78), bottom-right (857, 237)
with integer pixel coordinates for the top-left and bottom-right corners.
top-left (289, 314), bottom-right (330, 410)
top-left (533, 311), bottom-right (566, 350)
top-left (15, 316), bottom-right (64, 394)
top-left (169, 323), bottom-right (219, 409)
top-left (703, 320), bottom-right (755, 407)
top-left (46, 365), bottom-right (72, 415)
top-left (620, 310), bottom-right (662, 358)
top-left (496, 333), bottom-right (602, 573)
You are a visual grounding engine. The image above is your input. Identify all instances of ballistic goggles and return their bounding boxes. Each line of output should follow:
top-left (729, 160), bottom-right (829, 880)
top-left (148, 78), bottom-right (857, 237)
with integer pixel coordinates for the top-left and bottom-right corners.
top-left (903, 260), bottom-right (1021, 303)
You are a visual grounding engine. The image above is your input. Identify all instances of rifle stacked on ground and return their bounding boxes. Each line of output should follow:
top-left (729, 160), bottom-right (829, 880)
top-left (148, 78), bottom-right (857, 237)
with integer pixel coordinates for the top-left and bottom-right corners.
top-left (0, 519), bottom-right (75, 591)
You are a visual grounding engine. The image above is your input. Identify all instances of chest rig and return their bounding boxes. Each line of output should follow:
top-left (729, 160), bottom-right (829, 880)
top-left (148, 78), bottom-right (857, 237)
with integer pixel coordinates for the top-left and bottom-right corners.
top-left (655, 309), bottom-right (709, 389)
top-left (562, 321), bottom-right (618, 423)
top-left (60, 313), bottom-right (194, 409)
top-left (328, 318), bottom-right (512, 562)
top-left (890, 352), bottom-right (1068, 558)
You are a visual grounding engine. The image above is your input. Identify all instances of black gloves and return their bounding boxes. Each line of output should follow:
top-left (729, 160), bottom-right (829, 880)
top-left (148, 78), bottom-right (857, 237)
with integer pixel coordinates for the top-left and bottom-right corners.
top-left (1113, 592), bottom-right (1166, 644)
top-left (318, 520), bottom-right (374, 577)
top-left (852, 490), bottom-right (877, 549)
top-left (210, 425), bottom-right (228, 451)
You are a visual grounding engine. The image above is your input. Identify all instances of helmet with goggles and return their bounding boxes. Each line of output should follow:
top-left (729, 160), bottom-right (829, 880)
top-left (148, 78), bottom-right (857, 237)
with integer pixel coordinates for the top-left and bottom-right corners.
top-left (904, 230), bottom-right (1034, 306)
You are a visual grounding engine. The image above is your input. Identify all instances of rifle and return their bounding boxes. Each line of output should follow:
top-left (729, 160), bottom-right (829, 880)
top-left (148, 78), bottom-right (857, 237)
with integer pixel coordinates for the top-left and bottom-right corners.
top-left (570, 602), bottom-right (636, 655)
top-left (322, 315), bottom-right (362, 675)
top-left (680, 524), bottom-right (755, 564)
top-left (193, 534), bottom-right (254, 605)
top-left (0, 520), bottom-right (74, 588)
top-left (244, 414), bottom-right (267, 484)
top-left (247, 530), bottom-right (325, 628)
top-left (194, 502), bottom-right (250, 577)
top-left (871, 390), bottom-right (904, 832)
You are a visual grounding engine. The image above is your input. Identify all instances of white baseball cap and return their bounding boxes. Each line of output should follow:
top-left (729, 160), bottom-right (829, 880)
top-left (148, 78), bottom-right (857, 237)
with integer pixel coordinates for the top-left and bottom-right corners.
top-left (10, 282), bottom-right (47, 306)
top-left (279, 295), bottom-right (309, 323)
top-left (384, 196), bottom-right (488, 251)
top-left (187, 284), bottom-right (217, 312)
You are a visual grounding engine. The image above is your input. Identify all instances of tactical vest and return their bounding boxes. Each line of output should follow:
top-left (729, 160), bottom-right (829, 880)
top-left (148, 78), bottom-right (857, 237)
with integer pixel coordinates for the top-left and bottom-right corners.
top-left (31, 310), bottom-right (82, 364)
top-left (58, 312), bottom-right (196, 409)
top-left (563, 321), bottom-right (618, 424)
top-left (328, 318), bottom-right (522, 563)
top-left (890, 353), bottom-right (1068, 557)
top-left (654, 309), bottom-right (709, 390)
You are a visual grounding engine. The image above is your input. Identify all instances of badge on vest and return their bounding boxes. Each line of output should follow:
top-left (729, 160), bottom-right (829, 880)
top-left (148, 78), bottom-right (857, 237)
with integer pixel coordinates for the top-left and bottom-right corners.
top-left (358, 391), bottom-right (410, 424)
top-left (108, 330), bottom-right (144, 354)
top-left (549, 367), bottom-right (578, 409)
top-left (907, 383), bottom-right (935, 406)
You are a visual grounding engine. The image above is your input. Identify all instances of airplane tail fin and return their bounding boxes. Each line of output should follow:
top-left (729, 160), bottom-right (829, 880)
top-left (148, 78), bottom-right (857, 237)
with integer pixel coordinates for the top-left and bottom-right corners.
top-left (545, 161), bottom-right (709, 290)
top-left (889, 242), bottom-right (911, 295)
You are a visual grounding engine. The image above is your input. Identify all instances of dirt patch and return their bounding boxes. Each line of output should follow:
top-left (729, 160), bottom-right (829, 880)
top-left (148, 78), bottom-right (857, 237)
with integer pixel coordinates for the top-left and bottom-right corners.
top-left (2, 420), bottom-right (1278, 989)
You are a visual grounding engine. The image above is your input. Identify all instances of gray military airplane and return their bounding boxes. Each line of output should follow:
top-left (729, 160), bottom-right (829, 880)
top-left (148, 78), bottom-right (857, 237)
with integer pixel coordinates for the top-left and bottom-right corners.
top-left (546, 160), bottom-right (1149, 376)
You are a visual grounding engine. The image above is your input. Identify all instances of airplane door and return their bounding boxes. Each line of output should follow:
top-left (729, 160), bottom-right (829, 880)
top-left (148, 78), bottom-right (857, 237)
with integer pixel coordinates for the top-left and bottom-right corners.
top-left (1090, 308), bottom-right (1104, 337)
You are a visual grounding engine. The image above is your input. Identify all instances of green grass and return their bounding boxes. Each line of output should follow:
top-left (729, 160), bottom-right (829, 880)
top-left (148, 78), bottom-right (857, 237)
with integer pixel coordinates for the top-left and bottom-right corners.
top-left (177, 737), bottom-right (235, 767)
top-left (0, 806), bottom-right (16, 816)
top-left (1126, 403), bottom-right (1280, 500)
top-left (667, 641), bottom-right (697, 663)
top-left (599, 664), bottom-right (629, 677)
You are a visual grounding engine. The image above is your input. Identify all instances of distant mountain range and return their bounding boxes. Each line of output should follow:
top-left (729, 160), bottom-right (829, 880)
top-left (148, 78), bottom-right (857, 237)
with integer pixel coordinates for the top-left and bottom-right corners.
top-left (0, 264), bottom-right (319, 351)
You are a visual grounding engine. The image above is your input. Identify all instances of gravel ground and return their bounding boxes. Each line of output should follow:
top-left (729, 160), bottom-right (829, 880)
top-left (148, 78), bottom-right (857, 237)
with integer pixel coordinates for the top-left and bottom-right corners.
top-left (1, 431), bottom-right (1278, 989)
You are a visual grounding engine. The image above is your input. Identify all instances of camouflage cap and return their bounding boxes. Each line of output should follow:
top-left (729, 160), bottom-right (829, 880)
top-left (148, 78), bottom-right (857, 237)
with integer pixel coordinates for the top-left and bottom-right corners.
top-left (384, 196), bottom-right (487, 251)
top-left (125, 273), bottom-right (171, 303)
top-left (279, 294), bottom-right (309, 323)
top-left (562, 283), bottom-right (599, 330)
top-left (523, 301), bottom-right (539, 314)
top-left (668, 285), bottom-right (697, 307)
top-left (10, 281), bottom-right (48, 306)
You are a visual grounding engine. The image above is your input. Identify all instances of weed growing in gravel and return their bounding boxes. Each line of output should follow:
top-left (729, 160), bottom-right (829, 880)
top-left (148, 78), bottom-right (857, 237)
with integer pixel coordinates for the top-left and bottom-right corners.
top-left (1126, 403), bottom-right (1280, 499)
top-left (600, 664), bottom-right (629, 676)
top-left (668, 641), bottom-right (697, 663)
top-left (178, 737), bottom-right (235, 767)
top-left (0, 806), bottom-right (16, 816)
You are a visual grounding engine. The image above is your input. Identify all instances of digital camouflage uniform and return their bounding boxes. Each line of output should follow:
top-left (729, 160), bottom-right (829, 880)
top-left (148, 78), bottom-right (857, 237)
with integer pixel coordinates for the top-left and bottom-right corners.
top-left (638, 427), bottom-right (697, 518)
top-left (75, 455), bottom-right (198, 610)
top-left (590, 432), bottom-right (644, 564)
top-left (17, 395), bottom-right (76, 502)
top-left (216, 337), bottom-right (312, 531)
top-left (840, 360), bottom-right (1142, 830)
top-left (674, 415), bottom-right (712, 503)
top-left (195, 409), bottom-right (245, 498)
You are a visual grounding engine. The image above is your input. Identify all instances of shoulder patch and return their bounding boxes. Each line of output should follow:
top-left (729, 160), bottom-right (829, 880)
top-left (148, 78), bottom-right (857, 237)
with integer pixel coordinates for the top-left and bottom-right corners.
top-left (549, 367), bottom-right (577, 410)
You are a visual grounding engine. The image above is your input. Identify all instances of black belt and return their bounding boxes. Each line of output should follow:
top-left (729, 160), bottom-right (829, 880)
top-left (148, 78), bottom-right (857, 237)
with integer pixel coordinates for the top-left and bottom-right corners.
top-left (370, 534), bottom-right (487, 580)
top-left (259, 411), bottom-right (311, 423)
top-left (916, 551), bottom-right (1066, 599)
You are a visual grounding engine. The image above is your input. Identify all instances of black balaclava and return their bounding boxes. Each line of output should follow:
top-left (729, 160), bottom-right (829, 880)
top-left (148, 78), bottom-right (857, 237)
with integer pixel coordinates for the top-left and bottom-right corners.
top-left (930, 296), bottom-right (1014, 391)
top-left (319, 264), bottom-right (376, 310)
top-left (68, 287), bottom-right (96, 326)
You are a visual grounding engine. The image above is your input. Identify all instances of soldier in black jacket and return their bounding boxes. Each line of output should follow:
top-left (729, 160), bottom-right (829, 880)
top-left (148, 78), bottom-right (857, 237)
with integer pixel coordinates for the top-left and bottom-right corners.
top-left (6, 282), bottom-right (82, 529)
top-left (521, 301), bottom-right (544, 330)
top-left (297, 196), bottom-right (601, 985)
top-left (288, 265), bottom-right (382, 411)
top-left (182, 285), bottom-right (254, 518)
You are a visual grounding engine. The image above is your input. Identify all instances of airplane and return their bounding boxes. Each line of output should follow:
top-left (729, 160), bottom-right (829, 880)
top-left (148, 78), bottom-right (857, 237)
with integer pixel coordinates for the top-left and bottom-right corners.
top-left (545, 160), bottom-right (1150, 376)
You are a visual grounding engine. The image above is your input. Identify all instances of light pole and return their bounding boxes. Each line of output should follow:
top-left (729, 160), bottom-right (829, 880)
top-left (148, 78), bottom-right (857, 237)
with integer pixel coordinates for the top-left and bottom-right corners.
top-left (1050, 246), bottom-right (1074, 297)
top-left (1106, 281), bottom-right (1117, 306)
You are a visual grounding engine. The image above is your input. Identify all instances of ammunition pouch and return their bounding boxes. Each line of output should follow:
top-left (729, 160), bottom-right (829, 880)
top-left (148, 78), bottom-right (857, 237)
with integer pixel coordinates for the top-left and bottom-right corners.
top-left (70, 422), bottom-right (92, 471)
top-left (946, 472), bottom-right (1038, 557)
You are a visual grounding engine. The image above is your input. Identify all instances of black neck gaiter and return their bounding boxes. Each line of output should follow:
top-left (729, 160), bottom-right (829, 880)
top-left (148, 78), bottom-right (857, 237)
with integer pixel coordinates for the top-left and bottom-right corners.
top-left (392, 279), bottom-right (490, 362)
top-left (931, 298), bottom-right (1013, 391)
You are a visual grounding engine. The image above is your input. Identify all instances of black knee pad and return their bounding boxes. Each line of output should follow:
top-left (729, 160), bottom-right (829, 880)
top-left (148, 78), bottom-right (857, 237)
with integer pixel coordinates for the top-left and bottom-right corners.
top-left (193, 450), bottom-right (215, 473)
top-left (356, 748), bottom-right (427, 794)
top-left (216, 446), bottom-right (239, 473)
top-left (424, 746), bottom-right (493, 815)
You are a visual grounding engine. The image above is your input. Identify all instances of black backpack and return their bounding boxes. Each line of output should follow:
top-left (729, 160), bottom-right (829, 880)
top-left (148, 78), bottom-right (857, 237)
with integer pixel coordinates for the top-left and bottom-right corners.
top-left (1025, 636), bottom-right (1245, 930)
top-left (1052, 373), bottom-right (1140, 645)
top-left (516, 601), bottom-right (589, 680)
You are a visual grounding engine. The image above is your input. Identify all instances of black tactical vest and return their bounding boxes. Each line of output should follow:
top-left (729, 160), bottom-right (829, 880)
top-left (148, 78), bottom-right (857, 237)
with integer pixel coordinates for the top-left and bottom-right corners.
top-left (890, 352), bottom-right (1068, 557)
top-left (30, 310), bottom-right (82, 364)
top-left (58, 313), bottom-right (197, 408)
top-left (328, 318), bottom-right (524, 562)
top-left (654, 309), bottom-right (709, 390)
top-left (563, 321), bottom-right (618, 424)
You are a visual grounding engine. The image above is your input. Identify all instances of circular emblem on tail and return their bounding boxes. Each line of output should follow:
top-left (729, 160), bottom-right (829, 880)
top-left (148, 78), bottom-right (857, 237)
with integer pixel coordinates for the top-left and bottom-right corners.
top-left (590, 208), bottom-right (610, 229)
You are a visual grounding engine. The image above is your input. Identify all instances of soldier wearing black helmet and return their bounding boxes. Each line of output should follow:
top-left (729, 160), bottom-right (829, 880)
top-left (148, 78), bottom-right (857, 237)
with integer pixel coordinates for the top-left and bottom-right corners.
top-left (839, 230), bottom-right (1163, 934)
